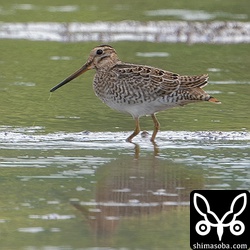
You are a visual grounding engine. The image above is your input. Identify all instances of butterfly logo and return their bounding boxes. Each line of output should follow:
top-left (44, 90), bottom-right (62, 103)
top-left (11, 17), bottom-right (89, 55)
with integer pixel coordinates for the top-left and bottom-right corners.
top-left (193, 193), bottom-right (247, 241)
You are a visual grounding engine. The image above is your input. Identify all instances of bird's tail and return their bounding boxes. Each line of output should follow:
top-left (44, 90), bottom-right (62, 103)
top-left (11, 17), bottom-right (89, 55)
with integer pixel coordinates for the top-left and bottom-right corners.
top-left (188, 88), bottom-right (221, 104)
top-left (208, 96), bottom-right (221, 104)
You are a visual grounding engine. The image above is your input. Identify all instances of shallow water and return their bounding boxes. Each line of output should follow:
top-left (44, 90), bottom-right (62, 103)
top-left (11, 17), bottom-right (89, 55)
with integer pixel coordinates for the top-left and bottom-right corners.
top-left (1, 39), bottom-right (250, 249)
top-left (0, 126), bottom-right (249, 249)
top-left (1, 0), bottom-right (250, 248)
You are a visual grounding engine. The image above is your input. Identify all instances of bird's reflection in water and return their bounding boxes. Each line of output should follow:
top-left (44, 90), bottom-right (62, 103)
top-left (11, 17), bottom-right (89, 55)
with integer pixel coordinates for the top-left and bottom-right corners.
top-left (71, 146), bottom-right (204, 240)
top-left (133, 135), bottom-right (160, 159)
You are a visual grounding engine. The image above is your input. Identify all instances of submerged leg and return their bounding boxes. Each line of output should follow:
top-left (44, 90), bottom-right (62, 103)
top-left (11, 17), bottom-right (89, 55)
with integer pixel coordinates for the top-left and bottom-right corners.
top-left (151, 114), bottom-right (160, 142)
top-left (126, 117), bottom-right (140, 142)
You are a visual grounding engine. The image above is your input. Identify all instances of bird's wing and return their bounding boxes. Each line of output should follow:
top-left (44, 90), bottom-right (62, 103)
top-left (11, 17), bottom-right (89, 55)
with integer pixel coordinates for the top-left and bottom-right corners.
top-left (112, 63), bottom-right (209, 97)
top-left (112, 63), bottom-right (181, 96)
top-left (178, 74), bottom-right (209, 89)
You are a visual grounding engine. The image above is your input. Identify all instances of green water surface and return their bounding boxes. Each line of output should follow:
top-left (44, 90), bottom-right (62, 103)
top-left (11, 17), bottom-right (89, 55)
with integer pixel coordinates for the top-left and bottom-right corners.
top-left (0, 0), bottom-right (250, 249)
top-left (1, 40), bottom-right (250, 133)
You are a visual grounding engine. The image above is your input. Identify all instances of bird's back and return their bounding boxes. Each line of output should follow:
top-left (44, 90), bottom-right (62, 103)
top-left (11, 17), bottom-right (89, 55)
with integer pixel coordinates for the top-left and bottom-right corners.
top-left (93, 63), bottom-right (218, 106)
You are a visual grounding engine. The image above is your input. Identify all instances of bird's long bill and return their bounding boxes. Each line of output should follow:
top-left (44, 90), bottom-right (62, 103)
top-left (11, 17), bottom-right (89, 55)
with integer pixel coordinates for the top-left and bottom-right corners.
top-left (50, 63), bottom-right (90, 92)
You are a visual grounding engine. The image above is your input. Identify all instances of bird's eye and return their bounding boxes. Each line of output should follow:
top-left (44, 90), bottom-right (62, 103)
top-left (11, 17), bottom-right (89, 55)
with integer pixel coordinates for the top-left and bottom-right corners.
top-left (96, 49), bottom-right (103, 55)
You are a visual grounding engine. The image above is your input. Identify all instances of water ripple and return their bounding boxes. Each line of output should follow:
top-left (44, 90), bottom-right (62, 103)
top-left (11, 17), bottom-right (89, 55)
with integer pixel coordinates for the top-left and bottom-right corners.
top-left (0, 126), bottom-right (249, 150)
top-left (1, 21), bottom-right (250, 43)
top-left (0, 126), bottom-right (249, 151)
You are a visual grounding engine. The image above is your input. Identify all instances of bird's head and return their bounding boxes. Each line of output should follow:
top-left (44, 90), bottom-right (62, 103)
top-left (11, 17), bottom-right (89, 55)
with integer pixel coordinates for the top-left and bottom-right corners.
top-left (50, 45), bottom-right (119, 92)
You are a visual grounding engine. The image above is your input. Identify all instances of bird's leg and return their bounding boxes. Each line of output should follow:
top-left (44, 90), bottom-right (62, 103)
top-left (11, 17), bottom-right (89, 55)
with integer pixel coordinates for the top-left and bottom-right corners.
top-left (126, 117), bottom-right (140, 142)
top-left (150, 114), bottom-right (160, 142)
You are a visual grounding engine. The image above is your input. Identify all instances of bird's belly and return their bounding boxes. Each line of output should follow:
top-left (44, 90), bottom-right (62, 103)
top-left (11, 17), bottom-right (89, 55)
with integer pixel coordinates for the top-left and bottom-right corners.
top-left (100, 97), bottom-right (179, 118)
top-left (93, 79), bottom-right (188, 118)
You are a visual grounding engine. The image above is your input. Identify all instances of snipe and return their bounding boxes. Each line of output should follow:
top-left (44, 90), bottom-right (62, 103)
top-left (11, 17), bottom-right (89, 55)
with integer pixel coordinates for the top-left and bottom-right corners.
top-left (50, 45), bottom-right (220, 142)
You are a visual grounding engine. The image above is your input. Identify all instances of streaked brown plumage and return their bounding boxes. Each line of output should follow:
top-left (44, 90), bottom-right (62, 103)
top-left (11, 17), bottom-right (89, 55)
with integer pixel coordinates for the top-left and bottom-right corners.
top-left (50, 45), bottom-right (221, 142)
